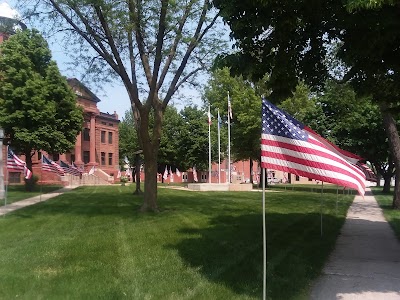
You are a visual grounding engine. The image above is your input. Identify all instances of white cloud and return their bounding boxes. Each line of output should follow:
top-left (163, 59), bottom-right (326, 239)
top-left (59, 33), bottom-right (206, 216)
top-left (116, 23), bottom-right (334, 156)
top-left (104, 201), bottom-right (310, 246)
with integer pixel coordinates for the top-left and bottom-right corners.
top-left (0, 2), bottom-right (20, 19)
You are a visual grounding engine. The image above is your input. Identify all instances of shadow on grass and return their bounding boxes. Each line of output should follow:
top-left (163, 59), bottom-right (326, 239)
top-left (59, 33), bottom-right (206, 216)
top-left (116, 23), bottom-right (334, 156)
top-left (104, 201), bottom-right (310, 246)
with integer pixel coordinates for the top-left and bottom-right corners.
top-left (168, 212), bottom-right (343, 299)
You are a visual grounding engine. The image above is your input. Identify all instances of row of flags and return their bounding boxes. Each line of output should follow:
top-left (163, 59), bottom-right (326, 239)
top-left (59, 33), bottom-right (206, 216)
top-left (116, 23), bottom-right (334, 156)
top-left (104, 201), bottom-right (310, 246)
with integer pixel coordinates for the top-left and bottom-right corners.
top-left (6, 147), bottom-right (89, 178)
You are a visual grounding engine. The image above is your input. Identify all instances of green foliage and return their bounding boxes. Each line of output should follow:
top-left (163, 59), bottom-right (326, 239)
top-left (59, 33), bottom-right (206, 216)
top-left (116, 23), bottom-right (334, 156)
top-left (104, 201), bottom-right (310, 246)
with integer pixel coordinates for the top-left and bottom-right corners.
top-left (0, 29), bottom-right (83, 159)
top-left (204, 67), bottom-right (260, 162)
top-left (118, 110), bottom-right (139, 167)
top-left (279, 82), bottom-right (327, 135)
top-left (119, 105), bottom-right (213, 172)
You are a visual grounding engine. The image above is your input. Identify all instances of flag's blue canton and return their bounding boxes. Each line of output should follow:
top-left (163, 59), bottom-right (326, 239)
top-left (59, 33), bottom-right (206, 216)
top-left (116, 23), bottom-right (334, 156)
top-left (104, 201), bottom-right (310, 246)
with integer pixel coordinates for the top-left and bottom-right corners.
top-left (262, 99), bottom-right (308, 141)
top-left (43, 156), bottom-right (52, 164)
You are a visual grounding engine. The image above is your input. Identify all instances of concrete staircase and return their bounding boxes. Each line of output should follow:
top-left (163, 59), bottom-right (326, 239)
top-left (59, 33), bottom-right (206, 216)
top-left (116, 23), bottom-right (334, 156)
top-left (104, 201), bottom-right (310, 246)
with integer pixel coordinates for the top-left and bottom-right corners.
top-left (62, 172), bottom-right (113, 186)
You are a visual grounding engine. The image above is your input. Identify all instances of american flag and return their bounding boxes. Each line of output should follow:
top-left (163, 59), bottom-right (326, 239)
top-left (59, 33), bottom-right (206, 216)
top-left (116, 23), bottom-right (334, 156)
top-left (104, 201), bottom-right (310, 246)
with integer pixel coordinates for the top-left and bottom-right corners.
top-left (228, 93), bottom-right (233, 119)
top-left (169, 166), bottom-right (174, 182)
top-left (261, 99), bottom-right (366, 195)
top-left (358, 162), bottom-right (377, 182)
top-left (7, 147), bottom-right (32, 179)
top-left (42, 155), bottom-right (65, 176)
top-left (60, 160), bottom-right (81, 176)
top-left (163, 165), bottom-right (168, 180)
top-left (193, 166), bottom-right (198, 182)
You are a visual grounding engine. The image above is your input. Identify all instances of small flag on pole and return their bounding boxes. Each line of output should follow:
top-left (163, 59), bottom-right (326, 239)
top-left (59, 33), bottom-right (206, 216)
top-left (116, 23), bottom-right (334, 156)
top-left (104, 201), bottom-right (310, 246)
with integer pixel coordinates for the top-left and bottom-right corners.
top-left (60, 160), bottom-right (81, 176)
top-left (7, 147), bottom-right (32, 179)
top-left (228, 93), bottom-right (233, 119)
top-left (88, 165), bottom-right (96, 175)
top-left (163, 166), bottom-right (168, 180)
top-left (42, 155), bottom-right (65, 176)
top-left (170, 166), bottom-right (174, 182)
top-left (193, 166), bottom-right (198, 182)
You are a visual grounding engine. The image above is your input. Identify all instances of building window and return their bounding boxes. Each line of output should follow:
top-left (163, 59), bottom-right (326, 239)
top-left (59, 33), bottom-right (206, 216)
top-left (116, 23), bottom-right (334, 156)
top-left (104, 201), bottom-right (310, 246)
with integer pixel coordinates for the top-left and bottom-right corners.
top-left (101, 131), bottom-right (106, 143)
top-left (101, 121), bottom-right (107, 125)
top-left (109, 123), bottom-right (114, 127)
top-left (308, 178), bottom-right (312, 181)
top-left (37, 152), bottom-right (42, 160)
top-left (108, 153), bottom-right (113, 165)
top-left (83, 128), bottom-right (90, 141)
top-left (9, 172), bottom-right (21, 183)
top-left (295, 175), bottom-right (300, 181)
top-left (108, 132), bottom-right (113, 144)
top-left (52, 153), bottom-right (59, 161)
top-left (101, 152), bottom-right (106, 165)
top-left (83, 151), bottom-right (90, 164)
top-left (71, 154), bottom-right (75, 163)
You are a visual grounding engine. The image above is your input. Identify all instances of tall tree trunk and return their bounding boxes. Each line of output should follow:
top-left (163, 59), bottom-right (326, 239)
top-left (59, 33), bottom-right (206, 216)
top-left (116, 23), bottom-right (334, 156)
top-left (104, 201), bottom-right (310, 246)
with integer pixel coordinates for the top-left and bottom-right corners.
top-left (380, 103), bottom-right (400, 208)
top-left (383, 173), bottom-right (392, 193)
top-left (141, 148), bottom-right (159, 212)
top-left (250, 158), bottom-right (253, 184)
top-left (376, 174), bottom-right (381, 187)
top-left (136, 102), bottom-right (163, 212)
top-left (134, 153), bottom-right (142, 194)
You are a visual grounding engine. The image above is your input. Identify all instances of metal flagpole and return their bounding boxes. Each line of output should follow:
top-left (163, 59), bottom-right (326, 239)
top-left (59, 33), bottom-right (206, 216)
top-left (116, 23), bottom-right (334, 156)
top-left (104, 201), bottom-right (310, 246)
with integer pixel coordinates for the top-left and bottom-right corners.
top-left (218, 109), bottom-right (221, 184)
top-left (336, 185), bottom-right (339, 215)
top-left (320, 181), bottom-right (324, 237)
top-left (4, 146), bottom-right (9, 212)
top-left (227, 92), bottom-right (231, 183)
top-left (40, 156), bottom-right (43, 201)
top-left (262, 168), bottom-right (267, 300)
top-left (208, 105), bottom-right (212, 183)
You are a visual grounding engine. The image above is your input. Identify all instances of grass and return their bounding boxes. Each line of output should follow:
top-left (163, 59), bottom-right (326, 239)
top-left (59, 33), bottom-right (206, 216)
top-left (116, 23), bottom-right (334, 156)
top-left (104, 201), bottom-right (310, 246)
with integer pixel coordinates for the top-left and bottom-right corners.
top-left (267, 183), bottom-right (357, 195)
top-left (371, 187), bottom-right (400, 241)
top-left (0, 186), bottom-right (354, 299)
top-left (1, 184), bottom-right (64, 206)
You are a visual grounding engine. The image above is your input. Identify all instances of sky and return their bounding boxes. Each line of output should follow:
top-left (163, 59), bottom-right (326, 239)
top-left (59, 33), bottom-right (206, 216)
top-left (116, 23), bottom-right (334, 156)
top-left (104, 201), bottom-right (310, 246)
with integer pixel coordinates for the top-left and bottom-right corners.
top-left (1, 1), bottom-right (211, 120)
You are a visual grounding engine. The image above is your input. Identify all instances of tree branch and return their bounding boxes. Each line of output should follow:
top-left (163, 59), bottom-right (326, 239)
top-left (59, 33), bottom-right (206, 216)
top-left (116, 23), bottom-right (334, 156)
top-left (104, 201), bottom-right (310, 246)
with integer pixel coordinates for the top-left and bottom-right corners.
top-left (157, 0), bottom-right (196, 91)
top-left (163, 2), bottom-right (219, 107)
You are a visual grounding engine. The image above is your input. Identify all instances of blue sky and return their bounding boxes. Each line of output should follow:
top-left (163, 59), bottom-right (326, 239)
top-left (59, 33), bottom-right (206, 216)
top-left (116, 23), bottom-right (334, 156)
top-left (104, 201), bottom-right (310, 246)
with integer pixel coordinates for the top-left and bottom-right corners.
top-left (2, 1), bottom-right (217, 120)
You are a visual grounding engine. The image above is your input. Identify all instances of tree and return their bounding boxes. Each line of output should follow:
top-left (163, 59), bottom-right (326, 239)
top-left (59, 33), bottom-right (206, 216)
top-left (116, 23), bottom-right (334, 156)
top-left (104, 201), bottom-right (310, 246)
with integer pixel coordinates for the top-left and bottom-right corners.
top-left (317, 81), bottom-right (393, 192)
top-left (176, 105), bottom-right (212, 171)
top-left (215, 0), bottom-right (400, 207)
top-left (203, 67), bottom-right (259, 181)
top-left (0, 29), bottom-right (83, 189)
top-left (279, 82), bottom-right (327, 135)
top-left (21, 0), bottom-right (224, 211)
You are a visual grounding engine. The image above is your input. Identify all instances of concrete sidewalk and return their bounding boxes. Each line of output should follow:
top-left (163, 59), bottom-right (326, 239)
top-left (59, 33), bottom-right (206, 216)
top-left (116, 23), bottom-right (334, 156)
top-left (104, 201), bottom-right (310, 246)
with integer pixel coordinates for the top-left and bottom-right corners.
top-left (0, 186), bottom-right (77, 216)
top-left (310, 188), bottom-right (400, 299)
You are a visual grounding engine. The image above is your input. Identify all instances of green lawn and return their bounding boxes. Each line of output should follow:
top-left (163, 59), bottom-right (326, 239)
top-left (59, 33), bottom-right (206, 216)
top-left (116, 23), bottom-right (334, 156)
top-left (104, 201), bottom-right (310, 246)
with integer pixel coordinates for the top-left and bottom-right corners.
top-left (0, 186), bottom-right (354, 299)
top-left (371, 187), bottom-right (400, 241)
top-left (1, 184), bottom-right (64, 206)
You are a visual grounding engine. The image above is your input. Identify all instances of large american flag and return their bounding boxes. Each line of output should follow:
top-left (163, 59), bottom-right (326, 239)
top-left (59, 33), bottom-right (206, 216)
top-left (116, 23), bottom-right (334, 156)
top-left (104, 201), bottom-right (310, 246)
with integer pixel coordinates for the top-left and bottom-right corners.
top-left (60, 160), bottom-right (81, 176)
top-left (261, 99), bottom-right (366, 195)
top-left (7, 147), bottom-right (32, 179)
top-left (42, 155), bottom-right (65, 176)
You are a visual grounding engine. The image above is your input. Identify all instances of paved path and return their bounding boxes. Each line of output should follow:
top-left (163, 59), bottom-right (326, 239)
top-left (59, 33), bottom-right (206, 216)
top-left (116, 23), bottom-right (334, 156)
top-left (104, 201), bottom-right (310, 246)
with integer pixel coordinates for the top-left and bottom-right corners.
top-left (310, 188), bottom-right (400, 299)
top-left (0, 186), bottom-right (77, 216)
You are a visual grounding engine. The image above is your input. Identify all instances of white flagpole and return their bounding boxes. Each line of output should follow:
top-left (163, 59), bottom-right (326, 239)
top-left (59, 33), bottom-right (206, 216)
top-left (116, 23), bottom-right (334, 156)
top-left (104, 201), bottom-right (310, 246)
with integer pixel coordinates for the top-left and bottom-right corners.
top-left (218, 109), bottom-right (221, 184)
top-left (262, 167), bottom-right (266, 300)
top-left (4, 146), bottom-right (9, 210)
top-left (227, 92), bottom-right (231, 183)
top-left (208, 105), bottom-right (212, 183)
